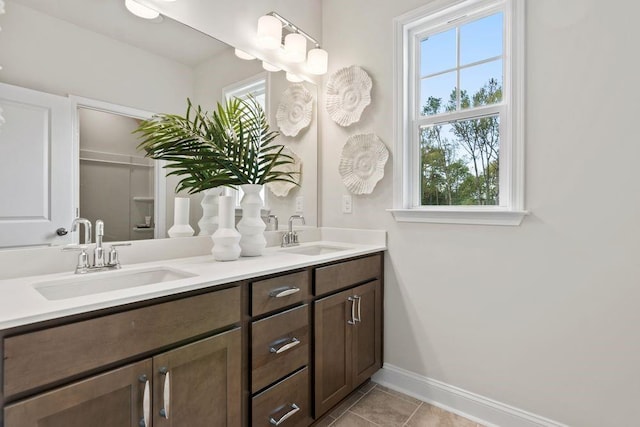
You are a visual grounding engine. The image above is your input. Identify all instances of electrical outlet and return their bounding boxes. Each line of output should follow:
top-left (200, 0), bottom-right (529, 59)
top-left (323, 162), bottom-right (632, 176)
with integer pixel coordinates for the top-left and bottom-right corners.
top-left (342, 195), bottom-right (352, 214)
top-left (295, 196), bottom-right (304, 213)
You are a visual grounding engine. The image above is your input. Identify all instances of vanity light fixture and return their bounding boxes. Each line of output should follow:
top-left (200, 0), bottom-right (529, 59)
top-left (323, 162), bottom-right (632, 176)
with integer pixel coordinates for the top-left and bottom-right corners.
top-left (257, 12), bottom-right (328, 75)
top-left (125, 0), bottom-right (160, 19)
top-left (262, 61), bottom-right (281, 72)
top-left (234, 48), bottom-right (256, 61)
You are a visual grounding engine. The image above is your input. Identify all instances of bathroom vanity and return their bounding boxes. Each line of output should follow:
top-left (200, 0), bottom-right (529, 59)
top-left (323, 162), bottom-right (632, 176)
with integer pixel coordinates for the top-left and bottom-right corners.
top-left (0, 239), bottom-right (384, 427)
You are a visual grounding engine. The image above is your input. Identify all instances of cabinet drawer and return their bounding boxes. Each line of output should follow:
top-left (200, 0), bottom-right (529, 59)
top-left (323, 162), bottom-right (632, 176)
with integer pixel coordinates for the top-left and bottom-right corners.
top-left (252, 305), bottom-right (309, 393)
top-left (3, 286), bottom-right (240, 399)
top-left (251, 270), bottom-right (310, 316)
top-left (315, 254), bottom-right (381, 296)
top-left (252, 367), bottom-right (310, 427)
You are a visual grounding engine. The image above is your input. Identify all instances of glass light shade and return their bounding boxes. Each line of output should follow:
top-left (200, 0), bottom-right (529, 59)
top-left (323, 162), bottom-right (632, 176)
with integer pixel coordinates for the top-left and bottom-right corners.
top-left (284, 33), bottom-right (306, 63)
top-left (307, 48), bottom-right (328, 75)
top-left (125, 0), bottom-right (160, 19)
top-left (257, 15), bottom-right (282, 50)
top-left (234, 48), bottom-right (256, 60)
top-left (262, 61), bottom-right (281, 72)
top-left (286, 73), bottom-right (304, 83)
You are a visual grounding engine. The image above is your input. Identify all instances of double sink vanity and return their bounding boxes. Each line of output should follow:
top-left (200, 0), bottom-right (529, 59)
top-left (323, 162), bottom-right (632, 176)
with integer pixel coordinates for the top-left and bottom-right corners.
top-left (0, 229), bottom-right (385, 426)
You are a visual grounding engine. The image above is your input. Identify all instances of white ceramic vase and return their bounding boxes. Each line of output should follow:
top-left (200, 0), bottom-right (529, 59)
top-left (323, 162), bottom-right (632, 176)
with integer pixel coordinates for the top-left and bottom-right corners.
top-left (237, 184), bottom-right (266, 256)
top-left (211, 195), bottom-right (241, 261)
top-left (198, 187), bottom-right (223, 236)
top-left (167, 197), bottom-right (194, 238)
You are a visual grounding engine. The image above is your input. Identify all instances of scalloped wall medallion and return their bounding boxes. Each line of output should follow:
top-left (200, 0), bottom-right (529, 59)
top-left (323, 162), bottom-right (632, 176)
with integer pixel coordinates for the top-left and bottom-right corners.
top-left (326, 65), bottom-right (372, 127)
top-left (267, 146), bottom-right (302, 197)
top-left (339, 133), bottom-right (389, 195)
top-left (276, 84), bottom-right (313, 137)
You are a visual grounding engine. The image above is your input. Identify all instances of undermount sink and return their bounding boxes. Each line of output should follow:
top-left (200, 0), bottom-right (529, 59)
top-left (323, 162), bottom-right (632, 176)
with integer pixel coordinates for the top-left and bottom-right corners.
top-left (281, 244), bottom-right (350, 256)
top-left (33, 267), bottom-right (197, 301)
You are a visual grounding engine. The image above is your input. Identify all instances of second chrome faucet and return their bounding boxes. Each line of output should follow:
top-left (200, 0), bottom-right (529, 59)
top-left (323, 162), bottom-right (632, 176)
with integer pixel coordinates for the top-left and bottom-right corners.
top-left (282, 215), bottom-right (305, 247)
top-left (64, 218), bottom-right (130, 274)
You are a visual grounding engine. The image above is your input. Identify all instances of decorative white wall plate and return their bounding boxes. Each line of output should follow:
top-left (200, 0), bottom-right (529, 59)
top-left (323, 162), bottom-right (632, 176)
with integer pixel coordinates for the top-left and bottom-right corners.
top-left (339, 133), bottom-right (388, 195)
top-left (276, 84), bottom-right (313, 137)
top-left (326, 65), bottom-right (372, 127)
top-left (267, 146), bottom-right (302, 197)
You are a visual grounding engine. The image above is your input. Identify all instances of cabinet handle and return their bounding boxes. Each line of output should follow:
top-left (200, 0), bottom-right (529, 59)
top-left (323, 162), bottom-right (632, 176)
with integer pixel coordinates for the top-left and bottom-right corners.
top-left (138, 375), bottom-right (150, 427)
top-left (159, 367), bottom-right (170, 419)
top-left (269, 403), bottom-right (300, 426)
top-left (269, 286), bottom-right (300, 298)
top-left (347, 297), bottom-right (356, 325)
top-left (269, 337), bottom-right (300, 354)
top-left (354, 295), bottom-right (362, 323)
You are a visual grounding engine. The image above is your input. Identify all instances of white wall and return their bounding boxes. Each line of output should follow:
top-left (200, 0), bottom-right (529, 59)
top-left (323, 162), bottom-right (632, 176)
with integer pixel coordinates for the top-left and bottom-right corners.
top-left (321, 0), bottom-right (640, 426)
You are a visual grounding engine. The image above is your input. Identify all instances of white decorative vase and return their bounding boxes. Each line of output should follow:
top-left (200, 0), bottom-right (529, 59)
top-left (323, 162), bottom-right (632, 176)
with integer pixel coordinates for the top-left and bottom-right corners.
top-left (211, 195), bottom-right (241, 261)
top-left (198, 187), bottom-right (223, 236)
top-left (237, 184), bottom-right (266, 256)
top-left (168, 197), bottom-right (194, 238)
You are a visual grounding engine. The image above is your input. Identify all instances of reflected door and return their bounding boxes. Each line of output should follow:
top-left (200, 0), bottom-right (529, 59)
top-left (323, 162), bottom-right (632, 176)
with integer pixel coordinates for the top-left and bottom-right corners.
top-left (0, 82), bottom-right (73, 248)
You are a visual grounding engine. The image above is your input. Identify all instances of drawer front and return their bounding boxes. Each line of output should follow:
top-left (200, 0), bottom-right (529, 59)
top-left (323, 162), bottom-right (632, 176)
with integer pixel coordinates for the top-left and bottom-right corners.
top-left (252, 367), bottom-right (310, 427)
top-left (315, 254), bottom-right (382, 296)
top-left (251, 270), bottom-right (310, 316)
top-left (3, 286), bottom-right (241, 398)
top-left (252, 305), bottom-right (309, 393)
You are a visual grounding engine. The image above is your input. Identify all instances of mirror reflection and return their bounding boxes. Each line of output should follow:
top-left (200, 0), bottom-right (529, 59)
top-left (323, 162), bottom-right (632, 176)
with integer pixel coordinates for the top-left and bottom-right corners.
top-left (0, 0), bottom-right (318, 248)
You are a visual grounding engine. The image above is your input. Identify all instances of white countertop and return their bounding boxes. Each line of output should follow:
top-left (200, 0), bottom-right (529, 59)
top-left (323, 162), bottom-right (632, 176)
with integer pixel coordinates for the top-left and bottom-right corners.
top-left (0, 231), bottom-right (386, 330)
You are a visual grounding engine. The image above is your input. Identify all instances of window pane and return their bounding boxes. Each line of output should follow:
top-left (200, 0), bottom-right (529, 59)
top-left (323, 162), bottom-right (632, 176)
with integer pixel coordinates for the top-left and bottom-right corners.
top-left (420, 71), bottom-right (456, 116)
top-left (420, 114), bottom-right (500, 206)
top-left (460, 12), bottom-right (503, 66)
top-left (420, 28), bottom-right (456, 76)
top-left (460, 60), bottom-right (502, 109)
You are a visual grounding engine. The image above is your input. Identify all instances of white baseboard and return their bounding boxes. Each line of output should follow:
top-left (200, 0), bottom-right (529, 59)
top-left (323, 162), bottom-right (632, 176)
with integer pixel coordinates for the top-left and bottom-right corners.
top-left (371, 364), bottom-right (567, 427)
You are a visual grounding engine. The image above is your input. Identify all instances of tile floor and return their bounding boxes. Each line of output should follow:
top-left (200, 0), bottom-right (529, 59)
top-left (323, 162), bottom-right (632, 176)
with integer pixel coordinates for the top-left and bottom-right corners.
top-left (315, 382), bottom-right (485, 426)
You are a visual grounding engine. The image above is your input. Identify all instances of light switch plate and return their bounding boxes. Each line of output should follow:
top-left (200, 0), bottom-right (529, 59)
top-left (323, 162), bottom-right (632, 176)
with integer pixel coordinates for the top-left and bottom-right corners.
top-left (295, 196), bottom-right (304, 213)
top-left (342, 195), bottom-right (352, 214)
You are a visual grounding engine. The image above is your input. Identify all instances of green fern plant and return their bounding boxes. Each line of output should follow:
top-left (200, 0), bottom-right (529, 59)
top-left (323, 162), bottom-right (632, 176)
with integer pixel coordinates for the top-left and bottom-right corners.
top-left (135, 96), bottom-right (298, 194)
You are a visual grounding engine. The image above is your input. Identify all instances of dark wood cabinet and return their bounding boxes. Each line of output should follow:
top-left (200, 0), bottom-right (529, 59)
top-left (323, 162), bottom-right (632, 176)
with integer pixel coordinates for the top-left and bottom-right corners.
top-left (4, 359), bottom-right (152, 427)
top-left (314, 279), bottom-right (382, 418)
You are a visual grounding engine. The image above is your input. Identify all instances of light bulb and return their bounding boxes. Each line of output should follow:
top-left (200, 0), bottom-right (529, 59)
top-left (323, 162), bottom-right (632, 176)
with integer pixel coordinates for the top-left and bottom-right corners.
top-left (307, 48), bottom-right (328, 75)
top-left (257, 15), bottom-right (282, 50)
top-left (234, 49), bottom-right (256, 61)
top-left (262, 61), bottom-right (281, 72)
top-left (125, 0), bottom-right (160, 19)
top-left (286, 73), bottom-right (304, 83)
top-left (284, 33), bottom-right (306, 63)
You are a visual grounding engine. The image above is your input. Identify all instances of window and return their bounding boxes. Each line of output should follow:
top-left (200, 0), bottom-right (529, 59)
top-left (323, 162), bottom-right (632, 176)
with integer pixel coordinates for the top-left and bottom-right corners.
top-left (390, 0), bottom-right (526, 225)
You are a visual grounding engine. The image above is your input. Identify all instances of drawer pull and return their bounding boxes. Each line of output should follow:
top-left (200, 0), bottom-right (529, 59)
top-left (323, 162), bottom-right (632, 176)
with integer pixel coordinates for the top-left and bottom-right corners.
top-left (269, 286), bottom-right (301, 298)
top-left (139, 375), bottom-right (150, 427)
top-left (159, 367), bottom-right (170, 419)
top-left (269, 403), bottom-right (300, 425)
top-left (270, 337), bottom-right (301, 354)
top-left (347, 296), bottom-right (356, 325)
top-left (354, 295), bottom-right (362, 323)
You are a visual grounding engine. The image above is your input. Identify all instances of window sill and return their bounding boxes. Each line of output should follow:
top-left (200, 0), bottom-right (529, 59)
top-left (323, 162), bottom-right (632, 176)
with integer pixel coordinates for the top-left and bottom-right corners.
top-left (387, 207), bottom-right (528, 226)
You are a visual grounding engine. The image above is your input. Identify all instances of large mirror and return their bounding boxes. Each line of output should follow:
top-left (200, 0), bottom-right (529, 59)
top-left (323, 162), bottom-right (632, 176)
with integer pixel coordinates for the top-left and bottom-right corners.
top-left (0, 0), bottom-right (318, 248)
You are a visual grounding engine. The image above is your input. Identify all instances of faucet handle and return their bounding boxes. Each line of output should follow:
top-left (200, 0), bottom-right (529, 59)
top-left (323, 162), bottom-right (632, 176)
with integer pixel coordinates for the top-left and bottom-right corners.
top-left (62, 245), bottom-right (90, 273)
top-left (108, 243), bottom-right (131, 268)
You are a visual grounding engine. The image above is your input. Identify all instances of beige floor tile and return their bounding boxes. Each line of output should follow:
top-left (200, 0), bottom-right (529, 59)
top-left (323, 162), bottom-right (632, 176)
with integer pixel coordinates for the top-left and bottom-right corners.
top-left (358, 380), bottom-right (377, 394)
top-left (350, 388), bottom-right (419, 426)
top-left (373, 384), bottom-right (422, 405)
top-left (333, 411), bottom-right (380, 426)
top-left (405, 403), bottom-right (481, 427)
top-left (330, 391), bottom-right (366, 418)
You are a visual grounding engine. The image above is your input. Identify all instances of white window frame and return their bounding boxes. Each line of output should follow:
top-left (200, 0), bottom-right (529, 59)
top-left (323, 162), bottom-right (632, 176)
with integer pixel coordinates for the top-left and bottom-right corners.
top-left (389, 0), bottom-right (526, 226)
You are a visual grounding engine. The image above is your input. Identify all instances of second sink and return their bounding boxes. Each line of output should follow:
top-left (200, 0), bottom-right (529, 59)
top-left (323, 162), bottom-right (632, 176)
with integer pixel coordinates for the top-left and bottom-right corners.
top-left (281, 244), bottom-right (349, 256)
top-left (33, 267), bottom-right (197, 301)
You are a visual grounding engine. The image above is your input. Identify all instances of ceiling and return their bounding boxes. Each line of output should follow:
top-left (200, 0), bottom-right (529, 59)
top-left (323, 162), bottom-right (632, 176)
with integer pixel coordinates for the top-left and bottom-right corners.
top-left (9, 0), bottom-right (230, 67)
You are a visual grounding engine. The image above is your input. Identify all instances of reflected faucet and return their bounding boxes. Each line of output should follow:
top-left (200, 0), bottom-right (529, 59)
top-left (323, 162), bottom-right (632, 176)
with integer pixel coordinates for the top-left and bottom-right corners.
top-left (71, 218), bottom-right (92, 245)
top-left (282, 215), bottom-right (305, 247)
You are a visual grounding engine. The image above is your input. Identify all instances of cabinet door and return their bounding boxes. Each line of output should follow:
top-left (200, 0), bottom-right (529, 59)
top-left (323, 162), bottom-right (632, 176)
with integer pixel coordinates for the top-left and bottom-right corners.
top-left (4, 359), bottom-right (152, 427)
top-left (352, 280), bottom-right (382, 386)
top-left (314, 288), bottom-right (353, 417)
top-left (152, 328), bottom-right (241, 427)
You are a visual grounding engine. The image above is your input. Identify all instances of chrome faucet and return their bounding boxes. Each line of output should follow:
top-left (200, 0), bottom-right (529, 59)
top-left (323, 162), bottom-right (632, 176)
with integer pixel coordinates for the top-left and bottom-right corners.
top-left (64, 218), bottom-right (130, 274)
top-left (267, 214), bottom-right (279, 231)
top-left (282, 215), bottom-right (305, 247)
